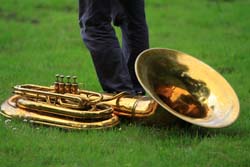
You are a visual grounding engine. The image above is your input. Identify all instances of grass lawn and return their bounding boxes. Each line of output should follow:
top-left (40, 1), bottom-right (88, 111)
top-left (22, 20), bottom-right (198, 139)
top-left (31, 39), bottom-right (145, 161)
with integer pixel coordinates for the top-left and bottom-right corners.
top-left (0, 0), bottom-right (250, 166)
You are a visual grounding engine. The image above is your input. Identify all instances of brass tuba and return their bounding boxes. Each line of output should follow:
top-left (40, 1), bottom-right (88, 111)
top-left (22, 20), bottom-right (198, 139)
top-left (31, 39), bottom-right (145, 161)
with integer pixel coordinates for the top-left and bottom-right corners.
top-left (0, 48), bottom-right (240, 129)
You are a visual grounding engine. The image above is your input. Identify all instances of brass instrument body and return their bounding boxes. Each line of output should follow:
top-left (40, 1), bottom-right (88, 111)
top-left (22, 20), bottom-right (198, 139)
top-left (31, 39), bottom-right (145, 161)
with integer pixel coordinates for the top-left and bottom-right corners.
top-left (1, 95), bottom-right (119, 130)
top-left (1, 83), bottom-right (157, 129)
top-left (1, 83), bottom-right (120, 129)
top-left (12, 84), bottom-right (157, 118)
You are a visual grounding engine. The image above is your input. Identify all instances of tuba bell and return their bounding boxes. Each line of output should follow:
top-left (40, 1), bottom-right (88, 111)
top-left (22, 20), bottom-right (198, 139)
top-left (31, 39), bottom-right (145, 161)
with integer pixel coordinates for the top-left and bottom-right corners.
top-left (0, 48), bottom-right (240, 129)
top-left (135, 48), bottom-right (240, 128)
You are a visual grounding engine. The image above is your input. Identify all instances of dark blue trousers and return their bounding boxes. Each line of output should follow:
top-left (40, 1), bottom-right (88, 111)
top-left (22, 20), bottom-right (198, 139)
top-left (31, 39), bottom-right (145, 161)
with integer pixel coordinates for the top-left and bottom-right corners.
top-left (79, 0), bottom-right (149, 95)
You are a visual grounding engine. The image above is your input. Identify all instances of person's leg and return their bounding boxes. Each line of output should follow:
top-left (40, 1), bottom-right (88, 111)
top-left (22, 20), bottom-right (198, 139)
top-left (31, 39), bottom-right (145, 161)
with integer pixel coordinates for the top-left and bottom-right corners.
top-left (111, 0), bottom-right (126, 27)
top-left (79, 0), bottom-right (134, 94)
top-left (119, 0), bottom-right (149, 95)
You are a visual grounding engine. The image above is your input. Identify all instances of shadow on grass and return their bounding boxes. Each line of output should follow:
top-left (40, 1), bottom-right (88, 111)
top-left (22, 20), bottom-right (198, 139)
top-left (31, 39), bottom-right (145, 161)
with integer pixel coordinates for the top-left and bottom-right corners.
top-left (1, 109), bottom-right (246, 141)
top-left (0, 8), bottom-right (39, 24)
top-left (118, 106), bottom-right (246, 140)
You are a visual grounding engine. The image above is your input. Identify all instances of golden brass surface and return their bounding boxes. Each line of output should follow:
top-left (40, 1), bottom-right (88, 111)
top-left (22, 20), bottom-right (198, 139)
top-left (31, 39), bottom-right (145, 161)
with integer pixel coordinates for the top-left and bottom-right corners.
top-left (0, 78), bottom-right (157, 129)
top-left (1, 95), bottom-right (119, 130)
top-left (100, 93), bottom-right (158, 117)
top-left (135, 48), bottom-right (240, 128)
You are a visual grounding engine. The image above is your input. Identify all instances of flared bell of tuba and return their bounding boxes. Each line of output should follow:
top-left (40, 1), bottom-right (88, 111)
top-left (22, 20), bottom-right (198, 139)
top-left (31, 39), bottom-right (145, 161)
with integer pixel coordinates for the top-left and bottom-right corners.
top-left (135, 48), bottom-right (240, 128)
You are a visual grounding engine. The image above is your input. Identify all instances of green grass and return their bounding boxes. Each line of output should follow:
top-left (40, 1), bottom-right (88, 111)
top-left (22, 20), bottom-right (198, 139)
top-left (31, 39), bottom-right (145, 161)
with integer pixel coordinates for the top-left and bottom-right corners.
top-left (0, 0), bottom-right (250, 166)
